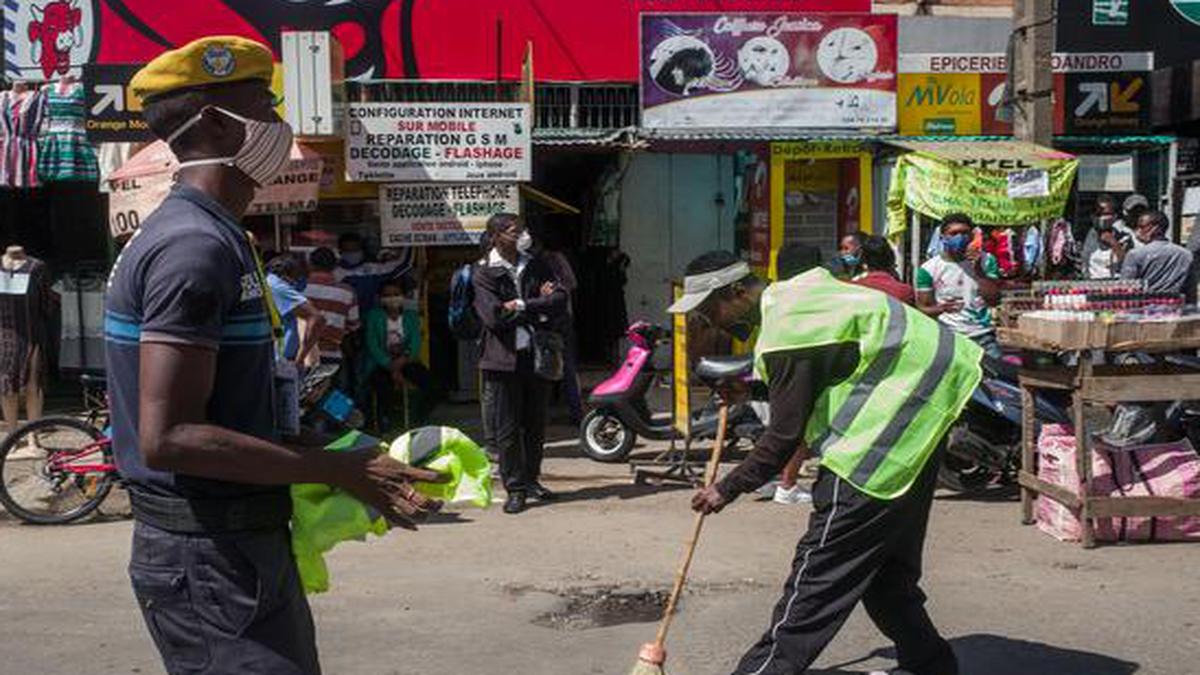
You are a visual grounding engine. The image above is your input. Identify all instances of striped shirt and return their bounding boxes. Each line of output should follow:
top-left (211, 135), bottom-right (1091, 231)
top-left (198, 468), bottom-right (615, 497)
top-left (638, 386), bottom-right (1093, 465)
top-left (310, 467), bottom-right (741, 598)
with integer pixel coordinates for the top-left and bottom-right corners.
top-left (305, 271), bottom-right (360, 362)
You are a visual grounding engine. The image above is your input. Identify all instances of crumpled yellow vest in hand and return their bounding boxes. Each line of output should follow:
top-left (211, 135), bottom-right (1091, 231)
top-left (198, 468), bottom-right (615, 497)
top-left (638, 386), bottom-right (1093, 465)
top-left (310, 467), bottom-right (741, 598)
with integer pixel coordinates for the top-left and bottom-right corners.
top-left (291, 427), bottom-right (493, 593)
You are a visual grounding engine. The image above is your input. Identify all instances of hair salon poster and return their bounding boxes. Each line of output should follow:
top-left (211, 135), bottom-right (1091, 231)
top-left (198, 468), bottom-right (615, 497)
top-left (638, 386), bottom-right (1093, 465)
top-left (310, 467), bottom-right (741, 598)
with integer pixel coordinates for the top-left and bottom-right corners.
top-left (641, 13), bottom-right (896, 129)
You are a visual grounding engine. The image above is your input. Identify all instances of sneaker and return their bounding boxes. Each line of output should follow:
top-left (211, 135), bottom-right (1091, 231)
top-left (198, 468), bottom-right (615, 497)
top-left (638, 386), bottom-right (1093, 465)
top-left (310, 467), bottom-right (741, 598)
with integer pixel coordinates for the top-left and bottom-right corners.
top-left (868, 671), bottom-right (915, 675)
top-left (757, 480), bottom-right (781, 498)
top-left (773, 484), bottom-right (812, 505)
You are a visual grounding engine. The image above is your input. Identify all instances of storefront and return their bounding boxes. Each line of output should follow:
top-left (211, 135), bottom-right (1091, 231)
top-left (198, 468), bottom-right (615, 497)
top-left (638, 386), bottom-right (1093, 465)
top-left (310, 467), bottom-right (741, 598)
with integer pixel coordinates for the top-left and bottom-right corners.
top-left (769, 139), bottom-right (875, 278)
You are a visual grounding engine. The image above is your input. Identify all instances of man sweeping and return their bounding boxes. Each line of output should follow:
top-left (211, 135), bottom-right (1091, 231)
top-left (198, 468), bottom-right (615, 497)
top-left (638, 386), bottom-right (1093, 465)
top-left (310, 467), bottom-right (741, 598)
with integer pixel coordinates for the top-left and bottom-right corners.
top-left (671, 251), bottom-right (981, 675)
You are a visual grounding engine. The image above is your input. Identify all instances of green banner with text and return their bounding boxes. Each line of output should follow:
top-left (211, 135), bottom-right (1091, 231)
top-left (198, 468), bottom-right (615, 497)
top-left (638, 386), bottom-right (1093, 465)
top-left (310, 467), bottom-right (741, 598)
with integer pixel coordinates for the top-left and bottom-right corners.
top-left (887, 151), bottom-right (1078, 235)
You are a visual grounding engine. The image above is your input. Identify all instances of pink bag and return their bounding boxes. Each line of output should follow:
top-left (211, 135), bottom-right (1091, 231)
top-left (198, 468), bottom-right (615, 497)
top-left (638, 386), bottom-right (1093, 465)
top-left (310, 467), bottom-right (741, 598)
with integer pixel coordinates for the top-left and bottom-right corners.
top-left (1036, 424), bottom-right (1200, 542)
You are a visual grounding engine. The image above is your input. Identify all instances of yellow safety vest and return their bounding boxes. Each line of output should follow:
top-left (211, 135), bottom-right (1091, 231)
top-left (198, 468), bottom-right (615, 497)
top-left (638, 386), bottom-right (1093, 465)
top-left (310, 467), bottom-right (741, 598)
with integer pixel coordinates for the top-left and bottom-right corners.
top-left (755, 268), bottom-right (982, 499)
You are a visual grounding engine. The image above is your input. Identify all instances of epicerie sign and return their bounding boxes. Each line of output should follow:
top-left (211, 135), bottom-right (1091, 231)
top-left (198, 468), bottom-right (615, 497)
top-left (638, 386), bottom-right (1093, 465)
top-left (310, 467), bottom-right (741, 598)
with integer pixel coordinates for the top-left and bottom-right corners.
top-left (346, 102), bottom-right (531, 182)
top-left (379, 183), bottom-right (520, 247)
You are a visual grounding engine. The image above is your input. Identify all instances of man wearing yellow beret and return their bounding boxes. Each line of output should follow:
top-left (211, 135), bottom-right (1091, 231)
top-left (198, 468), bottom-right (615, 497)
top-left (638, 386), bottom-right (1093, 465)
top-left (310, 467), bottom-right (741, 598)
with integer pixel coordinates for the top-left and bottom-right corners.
top-left (106, 36), bottom-right (443, 675)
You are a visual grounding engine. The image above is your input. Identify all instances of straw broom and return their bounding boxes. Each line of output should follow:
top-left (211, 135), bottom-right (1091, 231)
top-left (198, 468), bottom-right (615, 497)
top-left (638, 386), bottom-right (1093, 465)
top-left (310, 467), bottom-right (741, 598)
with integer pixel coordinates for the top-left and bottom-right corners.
top-left (629, 404), bottom-right (729, 675)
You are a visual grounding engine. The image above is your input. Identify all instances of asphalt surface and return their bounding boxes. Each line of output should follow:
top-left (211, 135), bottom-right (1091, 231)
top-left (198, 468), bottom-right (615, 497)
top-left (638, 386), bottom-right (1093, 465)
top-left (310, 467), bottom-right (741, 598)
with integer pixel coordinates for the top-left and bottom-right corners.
top-left (1, 434), bottom-right (1197, 675)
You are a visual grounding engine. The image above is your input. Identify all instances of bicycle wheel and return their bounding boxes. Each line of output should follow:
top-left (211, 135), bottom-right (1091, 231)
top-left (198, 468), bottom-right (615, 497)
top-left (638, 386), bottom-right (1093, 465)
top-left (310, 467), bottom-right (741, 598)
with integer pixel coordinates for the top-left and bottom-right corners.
top-left (0, 416), bottom-right (116, 525)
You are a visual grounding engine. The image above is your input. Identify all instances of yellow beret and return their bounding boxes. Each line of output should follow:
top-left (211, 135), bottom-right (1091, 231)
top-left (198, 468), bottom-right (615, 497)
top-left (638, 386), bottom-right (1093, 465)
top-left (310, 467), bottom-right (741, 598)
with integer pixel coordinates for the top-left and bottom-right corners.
top-left (131, 36), bottom-right (274, 103)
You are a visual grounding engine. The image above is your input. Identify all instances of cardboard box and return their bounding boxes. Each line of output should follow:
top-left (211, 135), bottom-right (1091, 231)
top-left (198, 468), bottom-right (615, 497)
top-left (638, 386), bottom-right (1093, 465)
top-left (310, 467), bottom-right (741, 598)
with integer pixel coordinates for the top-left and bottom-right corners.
top-left (1009, 314), bottom-right (1200, 352)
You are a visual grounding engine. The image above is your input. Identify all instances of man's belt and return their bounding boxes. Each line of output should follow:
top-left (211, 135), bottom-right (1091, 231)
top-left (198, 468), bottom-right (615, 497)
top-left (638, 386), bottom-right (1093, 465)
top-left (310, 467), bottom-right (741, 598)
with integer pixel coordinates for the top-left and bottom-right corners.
top-left (129, 489), bottom-right (292, 534)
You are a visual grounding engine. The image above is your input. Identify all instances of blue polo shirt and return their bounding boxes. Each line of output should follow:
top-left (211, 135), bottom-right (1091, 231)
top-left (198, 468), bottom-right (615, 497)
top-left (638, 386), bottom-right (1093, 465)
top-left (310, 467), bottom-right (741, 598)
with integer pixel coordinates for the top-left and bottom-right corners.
top-left (105, 184), bottom-right (281, 499)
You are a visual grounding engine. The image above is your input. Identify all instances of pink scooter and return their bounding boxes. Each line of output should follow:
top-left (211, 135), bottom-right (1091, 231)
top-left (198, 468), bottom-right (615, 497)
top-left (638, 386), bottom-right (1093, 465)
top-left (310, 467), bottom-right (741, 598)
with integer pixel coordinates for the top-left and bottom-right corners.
top-left (580, 322), bottom-right (763, 462)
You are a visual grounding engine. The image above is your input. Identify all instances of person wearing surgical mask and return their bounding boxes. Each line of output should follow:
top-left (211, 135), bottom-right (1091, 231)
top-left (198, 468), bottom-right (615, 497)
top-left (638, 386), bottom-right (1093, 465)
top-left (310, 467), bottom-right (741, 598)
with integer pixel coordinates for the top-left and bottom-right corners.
top-left (335, 231), bottom-right (414, 312)
top-left (829, 231), bottom-right (866, 280)
top-left (360, 278), bottom-right (438, 431)
top-left (472, 213), bottom-right (568, 514)
top-left (916, 213), bottom-right (1003, 358)
top-left (104, 37), bottom-right (443, 675)
top-left (265, 253), bottom-right (325, 366)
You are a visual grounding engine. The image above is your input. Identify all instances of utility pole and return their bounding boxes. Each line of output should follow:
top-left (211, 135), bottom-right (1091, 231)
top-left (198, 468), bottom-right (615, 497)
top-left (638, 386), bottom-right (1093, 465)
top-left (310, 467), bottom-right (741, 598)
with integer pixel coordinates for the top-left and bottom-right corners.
top-left (1012, 0), bottom-right (1055, 146)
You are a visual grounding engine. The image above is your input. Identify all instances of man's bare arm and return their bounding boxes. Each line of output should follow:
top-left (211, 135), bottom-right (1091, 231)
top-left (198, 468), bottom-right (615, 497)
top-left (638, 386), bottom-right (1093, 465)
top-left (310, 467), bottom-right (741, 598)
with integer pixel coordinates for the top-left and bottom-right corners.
top-left (137, 341), bottom-right (442, 527)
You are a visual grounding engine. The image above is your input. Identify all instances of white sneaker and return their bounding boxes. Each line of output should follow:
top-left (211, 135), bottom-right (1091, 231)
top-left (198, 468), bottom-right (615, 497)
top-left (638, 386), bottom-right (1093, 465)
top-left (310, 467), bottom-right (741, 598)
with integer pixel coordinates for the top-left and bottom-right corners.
top-left (757, 480), bottom-right (780, 498)
top-left (773, 484), bottom-right (812, 505)
top-left (868, 670), bottom-right (915, 675)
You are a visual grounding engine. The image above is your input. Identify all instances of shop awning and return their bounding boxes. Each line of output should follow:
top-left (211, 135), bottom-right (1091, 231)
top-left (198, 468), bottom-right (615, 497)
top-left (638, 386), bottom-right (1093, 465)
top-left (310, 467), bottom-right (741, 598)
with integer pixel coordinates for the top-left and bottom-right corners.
top-left (886, 139), bottom-right (1076, 167)
top-left (885, 138), bottom-right (1079, 236)
top-left (520, 185), bottom-right (580, 215)
top-left (533, 127), bottom-right (641, 148)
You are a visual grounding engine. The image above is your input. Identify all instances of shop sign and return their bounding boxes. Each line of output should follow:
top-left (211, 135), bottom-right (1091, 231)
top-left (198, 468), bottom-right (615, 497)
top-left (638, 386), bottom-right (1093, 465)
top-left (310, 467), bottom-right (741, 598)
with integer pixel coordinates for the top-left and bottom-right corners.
top-left (345, 102), bottom-right (531, 182)
top-left (898, 73), bottom-right (981, 136)
top-left (108, 157), bottom-right (321, 239)
top-left (898, 52), bottom-right (1153, 136)
top-left (887, 152), bottom-right (1077, 233)
top-left (771, 140), bottom-right (869, 158)
top-left (1063, 72), bottom-right (1150, 135)
top-left (379, 183), bottom-right (520, 247)
top-left (1093, 0), bottom-right (1129, 26)
top-left (641, 13), bottom-right (897, 129)
top-left (1059, 2), bottom-right (1200, 70)
top-left (84, 64), bottom-right (152, 143)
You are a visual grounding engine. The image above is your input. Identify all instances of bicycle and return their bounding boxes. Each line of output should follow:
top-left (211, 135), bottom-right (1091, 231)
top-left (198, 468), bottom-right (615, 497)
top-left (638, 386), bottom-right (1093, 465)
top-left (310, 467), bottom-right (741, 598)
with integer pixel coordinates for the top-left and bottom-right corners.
top-left (0, 374), bottom-right (119, 524)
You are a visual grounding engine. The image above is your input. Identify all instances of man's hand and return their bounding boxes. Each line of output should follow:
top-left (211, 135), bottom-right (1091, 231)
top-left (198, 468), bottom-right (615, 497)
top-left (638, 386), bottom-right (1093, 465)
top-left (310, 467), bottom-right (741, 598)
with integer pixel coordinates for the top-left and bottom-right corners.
top-left (336, 451), bottom-right (447, 530)
top-left (691, 485), bottom-right (730, 515)
top-left (502, 299), bottom-right (523, 313)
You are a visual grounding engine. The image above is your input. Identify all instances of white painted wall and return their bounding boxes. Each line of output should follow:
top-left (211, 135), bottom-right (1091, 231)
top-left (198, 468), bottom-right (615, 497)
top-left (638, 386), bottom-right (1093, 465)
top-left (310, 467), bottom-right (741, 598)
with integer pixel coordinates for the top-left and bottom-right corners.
top-left (619, 153), bottom-right (738, 324)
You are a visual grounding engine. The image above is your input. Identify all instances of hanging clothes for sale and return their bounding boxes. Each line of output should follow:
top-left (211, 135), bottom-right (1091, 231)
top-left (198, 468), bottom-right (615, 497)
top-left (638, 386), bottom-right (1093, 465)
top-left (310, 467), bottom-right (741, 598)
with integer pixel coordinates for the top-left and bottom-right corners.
top-left (37, 80), bottom-right (98, 184)
top-left (1023, 225), bottom-right (1043, 272)
top-left (0, 250), bottom-right (54, 396)
top-left (984, 228), bottom-right (1022, 277)
top-left (0, 86), bottom-right (47, 188)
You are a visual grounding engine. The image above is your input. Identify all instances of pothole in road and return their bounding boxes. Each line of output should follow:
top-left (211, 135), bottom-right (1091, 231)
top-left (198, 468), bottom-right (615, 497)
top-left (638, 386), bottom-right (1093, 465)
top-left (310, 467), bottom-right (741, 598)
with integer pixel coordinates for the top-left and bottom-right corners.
top-left (532, 588), bottom-right (669, 630)
top-left (524, 580), bottom-right (768, 631)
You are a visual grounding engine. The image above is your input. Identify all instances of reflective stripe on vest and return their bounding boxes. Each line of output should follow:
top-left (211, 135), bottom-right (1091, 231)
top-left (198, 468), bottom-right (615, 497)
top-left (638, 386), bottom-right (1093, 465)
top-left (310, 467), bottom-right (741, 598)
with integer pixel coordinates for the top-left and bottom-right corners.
top-left (755, 268), bottom-right (983, 500)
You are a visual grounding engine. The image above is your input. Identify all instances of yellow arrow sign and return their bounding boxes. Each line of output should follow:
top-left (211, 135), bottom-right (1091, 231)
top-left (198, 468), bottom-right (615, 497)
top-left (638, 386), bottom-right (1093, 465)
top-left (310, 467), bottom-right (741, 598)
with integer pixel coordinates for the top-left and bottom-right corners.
top-left (1111, 77), bottom-right (1143, 113)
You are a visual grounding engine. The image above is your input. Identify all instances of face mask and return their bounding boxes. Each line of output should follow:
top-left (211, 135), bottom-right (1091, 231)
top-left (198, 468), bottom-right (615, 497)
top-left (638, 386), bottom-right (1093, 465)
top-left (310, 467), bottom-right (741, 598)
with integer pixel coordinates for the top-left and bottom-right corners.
top-left (516, 230), bottom-right (533, 253)
top-left (840, 254), bottom-right (860, 268)
top-left (167, 106), bottom-right (294, 187)
top-left (942, 234), bottom-right (969, 257)
top-left (380, 297), bottom-right (405, 312)
top-left (340, 251), bottom-right (364, 267)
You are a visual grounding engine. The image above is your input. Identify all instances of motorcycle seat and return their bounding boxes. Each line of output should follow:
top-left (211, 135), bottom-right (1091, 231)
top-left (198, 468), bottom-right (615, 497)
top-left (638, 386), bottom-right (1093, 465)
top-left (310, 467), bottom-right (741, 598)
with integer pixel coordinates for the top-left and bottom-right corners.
top-left (695, 355), bottom-right (753, 383)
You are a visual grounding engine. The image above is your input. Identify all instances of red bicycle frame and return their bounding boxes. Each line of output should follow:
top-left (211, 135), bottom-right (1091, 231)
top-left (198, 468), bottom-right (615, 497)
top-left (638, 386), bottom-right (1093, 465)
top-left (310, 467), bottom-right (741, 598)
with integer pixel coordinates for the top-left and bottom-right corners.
top-left (44, 438), bottom-right (116, 475)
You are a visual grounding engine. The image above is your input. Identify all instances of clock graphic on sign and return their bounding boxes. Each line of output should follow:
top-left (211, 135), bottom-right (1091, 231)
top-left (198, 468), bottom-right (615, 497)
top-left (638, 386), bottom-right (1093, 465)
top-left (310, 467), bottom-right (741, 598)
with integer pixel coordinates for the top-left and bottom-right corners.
top-left (816, 27), bottom-right (878, 84)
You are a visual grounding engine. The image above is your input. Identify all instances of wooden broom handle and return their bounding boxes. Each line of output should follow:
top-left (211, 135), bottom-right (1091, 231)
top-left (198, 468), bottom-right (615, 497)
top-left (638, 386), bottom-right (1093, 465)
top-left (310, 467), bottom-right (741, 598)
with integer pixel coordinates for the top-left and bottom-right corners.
top-left (654, 403), bottom-right (728, 648)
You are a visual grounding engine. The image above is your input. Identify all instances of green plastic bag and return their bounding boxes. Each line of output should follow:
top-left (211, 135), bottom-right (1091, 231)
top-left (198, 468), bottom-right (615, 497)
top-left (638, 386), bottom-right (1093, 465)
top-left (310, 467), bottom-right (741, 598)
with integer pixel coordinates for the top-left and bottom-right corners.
top-left (290, 427), bottom-right (492, 594)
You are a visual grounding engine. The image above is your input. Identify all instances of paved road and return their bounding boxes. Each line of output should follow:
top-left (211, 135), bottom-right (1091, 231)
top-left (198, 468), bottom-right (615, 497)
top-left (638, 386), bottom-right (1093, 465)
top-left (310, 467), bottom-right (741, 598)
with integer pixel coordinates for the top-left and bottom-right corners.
top-left (1, 438), bottom-right (1197, 675)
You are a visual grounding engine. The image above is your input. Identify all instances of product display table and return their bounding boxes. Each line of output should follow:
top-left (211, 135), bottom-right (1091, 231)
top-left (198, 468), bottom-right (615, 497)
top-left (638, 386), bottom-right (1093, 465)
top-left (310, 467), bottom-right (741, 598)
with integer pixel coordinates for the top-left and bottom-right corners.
top-left (999, 323), bottom-right (1200, 548)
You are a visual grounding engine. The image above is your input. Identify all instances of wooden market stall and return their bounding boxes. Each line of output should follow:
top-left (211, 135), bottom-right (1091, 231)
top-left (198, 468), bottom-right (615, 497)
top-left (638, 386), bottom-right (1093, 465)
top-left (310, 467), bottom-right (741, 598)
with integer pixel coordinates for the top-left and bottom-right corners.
top-left (1001, 306), bottom-right (1200, 548)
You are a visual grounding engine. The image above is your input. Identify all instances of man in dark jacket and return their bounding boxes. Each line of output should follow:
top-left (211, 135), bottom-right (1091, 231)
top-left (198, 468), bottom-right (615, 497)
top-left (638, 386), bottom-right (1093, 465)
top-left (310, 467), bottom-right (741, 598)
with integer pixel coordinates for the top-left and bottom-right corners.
top-left (473, 213), bottom-right (568, 514)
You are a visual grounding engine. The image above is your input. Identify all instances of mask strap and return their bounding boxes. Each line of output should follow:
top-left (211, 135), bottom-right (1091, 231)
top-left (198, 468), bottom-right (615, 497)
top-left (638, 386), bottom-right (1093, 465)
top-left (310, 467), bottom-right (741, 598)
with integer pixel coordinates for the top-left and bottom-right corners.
top-left (165, 106), bottom-right (249, 149)
top-left (176, 157), bottom-right (236, 170)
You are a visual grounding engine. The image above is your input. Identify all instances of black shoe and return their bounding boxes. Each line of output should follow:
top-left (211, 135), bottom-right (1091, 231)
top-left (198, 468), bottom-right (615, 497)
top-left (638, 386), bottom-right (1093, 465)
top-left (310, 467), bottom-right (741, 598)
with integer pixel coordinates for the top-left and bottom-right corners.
top-left (529, 483), bottom-right (557, 502)
top-left (503, 492), bottom-right (527, 514)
